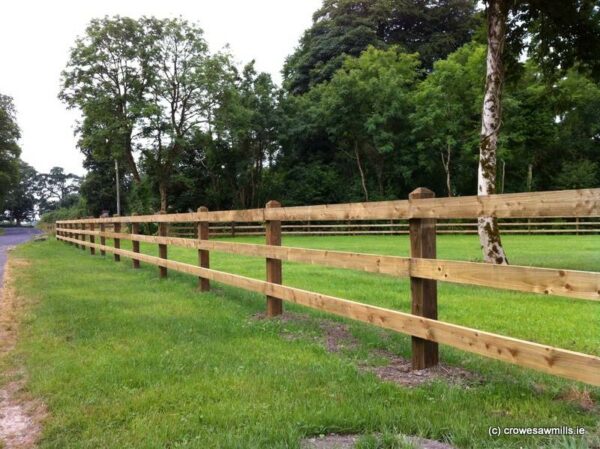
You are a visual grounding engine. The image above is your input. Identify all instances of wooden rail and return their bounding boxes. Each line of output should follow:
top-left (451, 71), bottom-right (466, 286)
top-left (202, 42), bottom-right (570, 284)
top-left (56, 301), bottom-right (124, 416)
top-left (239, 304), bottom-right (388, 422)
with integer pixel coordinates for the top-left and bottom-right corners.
top-left (63, 228), bottom-right (600, 301)
top-left (55, 187), bottom-right (600, 386)
top-left (57, 188), bottom-right (600, 224)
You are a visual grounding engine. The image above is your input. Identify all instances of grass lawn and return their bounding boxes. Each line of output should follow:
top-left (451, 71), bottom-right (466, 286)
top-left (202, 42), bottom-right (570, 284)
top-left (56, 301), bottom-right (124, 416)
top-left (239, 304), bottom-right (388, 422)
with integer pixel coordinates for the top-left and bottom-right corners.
top-left (4, 234), bottom-right (599, 448)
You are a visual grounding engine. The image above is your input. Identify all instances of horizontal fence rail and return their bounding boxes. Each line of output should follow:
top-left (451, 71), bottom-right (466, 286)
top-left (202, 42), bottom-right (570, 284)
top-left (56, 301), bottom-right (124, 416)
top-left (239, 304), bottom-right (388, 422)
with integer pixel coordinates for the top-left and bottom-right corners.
top-left (57, 188), bottom-right (600, 224)
top-left (170, 219), bottom-right (600, 238)
top-left (55, 187), bottom-right (600, 386)
top-left (64, 228), bottom-right (600, 301)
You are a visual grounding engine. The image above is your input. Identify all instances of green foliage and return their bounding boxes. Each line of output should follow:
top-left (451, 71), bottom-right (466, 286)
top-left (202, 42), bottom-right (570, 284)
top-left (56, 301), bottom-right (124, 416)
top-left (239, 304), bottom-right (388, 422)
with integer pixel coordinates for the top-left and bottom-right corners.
top-left (38, 197), bottom-right (87, 224)
top-left (555, 160), bottom-right (599, 190)
top-left (36, 166), bottom-right (82, 214)
top-left (411, 42), bottom-right (486, 195)
top-left (315, 46), bottom-right (422, 199)
top-left (507, 0), bottom-right (600, 81)
top-left (63, 8), bottom-right (600, 216)
top-left (0, 94), bottom-right (21, 210)
top-left (283, 0), bottom-right (478, 94)
top-left (3, 160), bottom-right (37, 223)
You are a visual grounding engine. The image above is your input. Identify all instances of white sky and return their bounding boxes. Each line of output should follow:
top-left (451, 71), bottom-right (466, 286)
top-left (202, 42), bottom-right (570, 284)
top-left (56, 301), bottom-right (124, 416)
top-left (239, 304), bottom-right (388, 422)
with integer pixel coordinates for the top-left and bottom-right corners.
top-left (0, 0), bottom-right (321, 176)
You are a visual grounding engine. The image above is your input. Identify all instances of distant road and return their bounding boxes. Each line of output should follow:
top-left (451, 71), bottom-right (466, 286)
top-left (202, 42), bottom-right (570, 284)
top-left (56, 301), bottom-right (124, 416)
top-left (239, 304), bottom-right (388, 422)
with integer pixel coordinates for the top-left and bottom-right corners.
top-left (0, 227), bottom-right (42, 290)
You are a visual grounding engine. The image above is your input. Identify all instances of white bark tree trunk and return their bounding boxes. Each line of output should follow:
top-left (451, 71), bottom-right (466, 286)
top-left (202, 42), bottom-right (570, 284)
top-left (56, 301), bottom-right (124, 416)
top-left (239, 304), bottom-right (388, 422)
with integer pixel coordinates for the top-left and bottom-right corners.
top-left (477, 0), bottom-right (509, 265)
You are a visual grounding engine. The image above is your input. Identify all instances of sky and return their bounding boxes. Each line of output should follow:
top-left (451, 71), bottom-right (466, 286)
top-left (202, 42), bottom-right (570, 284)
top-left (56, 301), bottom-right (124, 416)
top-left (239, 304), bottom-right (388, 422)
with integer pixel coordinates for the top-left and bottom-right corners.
top-left (0, 0), bottom-right (321, 176)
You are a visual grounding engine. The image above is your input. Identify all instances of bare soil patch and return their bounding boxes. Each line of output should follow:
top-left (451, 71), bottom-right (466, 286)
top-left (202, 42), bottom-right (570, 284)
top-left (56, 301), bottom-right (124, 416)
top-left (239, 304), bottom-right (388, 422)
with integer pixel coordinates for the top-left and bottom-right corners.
top-left (557, 387), bottom-right (597, 412)
top-left (0, 256), bottom-right (45, 449)
top-left (360, 349), bottom-right (479, 388)
top-left (262, 312), bottom-right (480, 388)
top-left (301, 433), bottom-right (457, 449)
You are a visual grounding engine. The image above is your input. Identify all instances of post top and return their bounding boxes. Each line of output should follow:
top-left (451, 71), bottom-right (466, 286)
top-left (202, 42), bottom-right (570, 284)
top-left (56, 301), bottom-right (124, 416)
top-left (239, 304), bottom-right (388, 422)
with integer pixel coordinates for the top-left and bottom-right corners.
top-left (266, 200), bottom-right (281, 208)
top-left (197, 206), bottom-right (208, 212)
top-left (409, 187), bottom-right (435, 199)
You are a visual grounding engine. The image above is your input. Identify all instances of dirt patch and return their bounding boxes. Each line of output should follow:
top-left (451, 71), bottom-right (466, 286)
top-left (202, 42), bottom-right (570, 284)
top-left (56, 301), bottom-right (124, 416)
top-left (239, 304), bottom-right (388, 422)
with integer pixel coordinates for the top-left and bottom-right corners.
top-left (313, 316), bottom-right (479, 388)
top-left (557, 387), bottom-right (597, 412)
top-left (301, 433), bottom-right (457, 449)
top-left (266, 313), bottom-right (480, 388)
top-left (252, 311), bottom-right (312, 324)
top-left (320, 321), bottom-right (359, 353)
top-left (361, 349), bottom-right (479, 388)
top-left (0, 376), bottom-right (44, 449)
top-left (0, 256), bottom-right (45, 449)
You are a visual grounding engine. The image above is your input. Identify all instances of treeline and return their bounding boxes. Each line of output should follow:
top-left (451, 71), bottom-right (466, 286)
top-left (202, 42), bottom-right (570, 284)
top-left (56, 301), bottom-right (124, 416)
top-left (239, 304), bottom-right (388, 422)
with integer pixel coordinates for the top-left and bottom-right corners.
top-left (48, 1), bottom-right (600, 218)
top-left (1, 94), bottom-right (81, 224)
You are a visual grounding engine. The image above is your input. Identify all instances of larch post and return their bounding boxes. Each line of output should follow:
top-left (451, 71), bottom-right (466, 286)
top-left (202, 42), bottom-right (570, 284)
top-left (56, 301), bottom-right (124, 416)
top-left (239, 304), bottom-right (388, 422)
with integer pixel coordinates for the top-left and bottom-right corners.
top-left (113, 216), bottom-right (121, 262)
top-left (74, 223), bottom-right (80, 249)
top-left (265, 200), bottom-right (283, 317)
top-left (409, 187), bottom-right (439, 370)
top-left (80, 223), bottom-right (86, 251)
top-left (158, 214), bottom-right (168, 278)
top-left (197, 207), bottom-right (210, 291)
top-left (131, 214), bottom-right (140, 269)
top-left (99, 223), bottom-right (106, 256)
top-left (68, 224), bottom-right (74, 245)
top-left (89, 220), bottom-right (95, 255)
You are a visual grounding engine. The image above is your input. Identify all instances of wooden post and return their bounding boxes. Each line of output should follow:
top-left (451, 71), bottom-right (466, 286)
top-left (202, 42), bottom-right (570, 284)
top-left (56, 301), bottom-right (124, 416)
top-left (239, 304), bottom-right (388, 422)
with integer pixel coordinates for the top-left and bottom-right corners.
top-left (80, 223), bottom-right (86, 251)
top-left (113, 216), bottom-right (121, 262)
top-left (74, 223), bottom-right (80, 249)
top-left (131, 214), bottom-right (140, 269)
top-left (158, 215), bottom-right (167, 278)
top-left (99, 223), bottom-right (106, 256)
top-left (67, 224), bottom-right (73, 245)
top-left (197, 207), bottom-right (210, 291)
top-left (265, 200), bottom-right (283, 317)
top-left (409, 187), bottom-right (438, 370)
top-left (89, 220), bottom-right (95, 255)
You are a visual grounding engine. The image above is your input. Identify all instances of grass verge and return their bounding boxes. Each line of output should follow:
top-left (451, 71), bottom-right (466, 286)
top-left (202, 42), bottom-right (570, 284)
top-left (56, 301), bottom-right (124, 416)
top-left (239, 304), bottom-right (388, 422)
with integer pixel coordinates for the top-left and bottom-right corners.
top-left (4, 235), bottom-right (600, 448)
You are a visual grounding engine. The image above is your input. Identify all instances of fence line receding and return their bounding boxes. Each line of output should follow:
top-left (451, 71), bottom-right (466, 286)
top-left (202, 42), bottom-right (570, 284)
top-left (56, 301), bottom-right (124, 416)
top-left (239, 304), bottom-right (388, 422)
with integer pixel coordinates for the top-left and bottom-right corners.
top-left (55, 188), bottom-right (600, 386)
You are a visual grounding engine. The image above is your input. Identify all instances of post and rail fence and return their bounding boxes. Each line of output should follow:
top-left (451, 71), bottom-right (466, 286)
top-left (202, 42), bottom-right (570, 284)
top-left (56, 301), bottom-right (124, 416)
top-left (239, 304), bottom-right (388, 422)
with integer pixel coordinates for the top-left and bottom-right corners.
top-left (55, 188), bottom-right (600, 386)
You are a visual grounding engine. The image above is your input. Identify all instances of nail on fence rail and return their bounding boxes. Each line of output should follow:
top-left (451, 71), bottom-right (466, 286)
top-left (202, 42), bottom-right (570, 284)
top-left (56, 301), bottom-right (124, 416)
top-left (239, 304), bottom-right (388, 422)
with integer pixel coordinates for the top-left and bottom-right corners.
top-left (56, 188), bottom-right (600, 386)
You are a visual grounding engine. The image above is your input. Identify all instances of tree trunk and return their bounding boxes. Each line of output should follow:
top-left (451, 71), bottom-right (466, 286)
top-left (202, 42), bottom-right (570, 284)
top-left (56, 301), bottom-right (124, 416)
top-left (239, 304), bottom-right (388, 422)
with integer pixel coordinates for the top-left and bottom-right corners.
top-left (477, 0), bottom-right (509, 265)
top-left (354, 141), bottom-right (369, 202)
top-left (441, 144), bottom-right (452, 197)
top-left (159, 181), bottom-right (168, 213)
top-left (125, 134), bottom-right (141, 183)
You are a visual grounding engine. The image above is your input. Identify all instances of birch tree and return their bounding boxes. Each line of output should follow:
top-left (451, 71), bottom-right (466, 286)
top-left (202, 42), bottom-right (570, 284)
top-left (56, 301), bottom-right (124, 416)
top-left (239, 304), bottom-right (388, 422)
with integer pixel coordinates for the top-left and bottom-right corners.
top-left (477, 0), bottom-right (600, 264)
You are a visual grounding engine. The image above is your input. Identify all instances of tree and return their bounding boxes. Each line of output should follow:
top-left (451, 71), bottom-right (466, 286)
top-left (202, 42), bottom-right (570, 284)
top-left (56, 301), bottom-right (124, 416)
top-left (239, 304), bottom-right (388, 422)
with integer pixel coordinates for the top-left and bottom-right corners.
top-left (60, 16), bottom-right (154, 183)
top-left (36, 167), bottom-right (82, 214)
top-left (139, 18), bottom-right (214, 212)
top-left (4, 161), bottom-right (37, 224)
top-left (0, 94), bottom-right (21, 210)
top-left (476, 0), bottom-right (600, 264)
top-left (412, 43), bottom-right (486, 197)
top-left (283, 0), bottom-right (478, 94)
top-left (316, 46), bottom-right (422, 200)
top-left (223, 62), bottom-right (280, 208)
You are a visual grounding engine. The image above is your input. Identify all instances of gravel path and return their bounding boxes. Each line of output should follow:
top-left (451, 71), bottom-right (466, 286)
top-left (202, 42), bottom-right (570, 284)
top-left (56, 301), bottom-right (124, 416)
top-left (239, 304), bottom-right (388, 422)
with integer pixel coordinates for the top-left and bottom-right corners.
top-left (0, 228), bottom-right (41, 289)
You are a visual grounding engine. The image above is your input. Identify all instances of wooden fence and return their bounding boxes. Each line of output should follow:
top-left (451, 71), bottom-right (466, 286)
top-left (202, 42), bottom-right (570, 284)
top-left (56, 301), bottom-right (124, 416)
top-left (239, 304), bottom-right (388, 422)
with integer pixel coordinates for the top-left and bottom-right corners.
top-left (166, 217), bottom-right (600, 238)
top-left (55, 188), bottom-right (600, 386)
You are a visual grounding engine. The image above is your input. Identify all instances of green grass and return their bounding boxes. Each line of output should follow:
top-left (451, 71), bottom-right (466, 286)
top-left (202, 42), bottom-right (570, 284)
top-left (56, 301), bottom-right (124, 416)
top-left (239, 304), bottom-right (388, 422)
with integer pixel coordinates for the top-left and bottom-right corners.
top-left (5, 235), bottom-right (600, 449)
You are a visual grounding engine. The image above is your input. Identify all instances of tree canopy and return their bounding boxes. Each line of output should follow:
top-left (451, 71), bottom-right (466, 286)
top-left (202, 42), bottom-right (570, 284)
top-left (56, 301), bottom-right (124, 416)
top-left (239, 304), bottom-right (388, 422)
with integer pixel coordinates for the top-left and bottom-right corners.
top-left (44, 5), bottom-right (599, 230)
